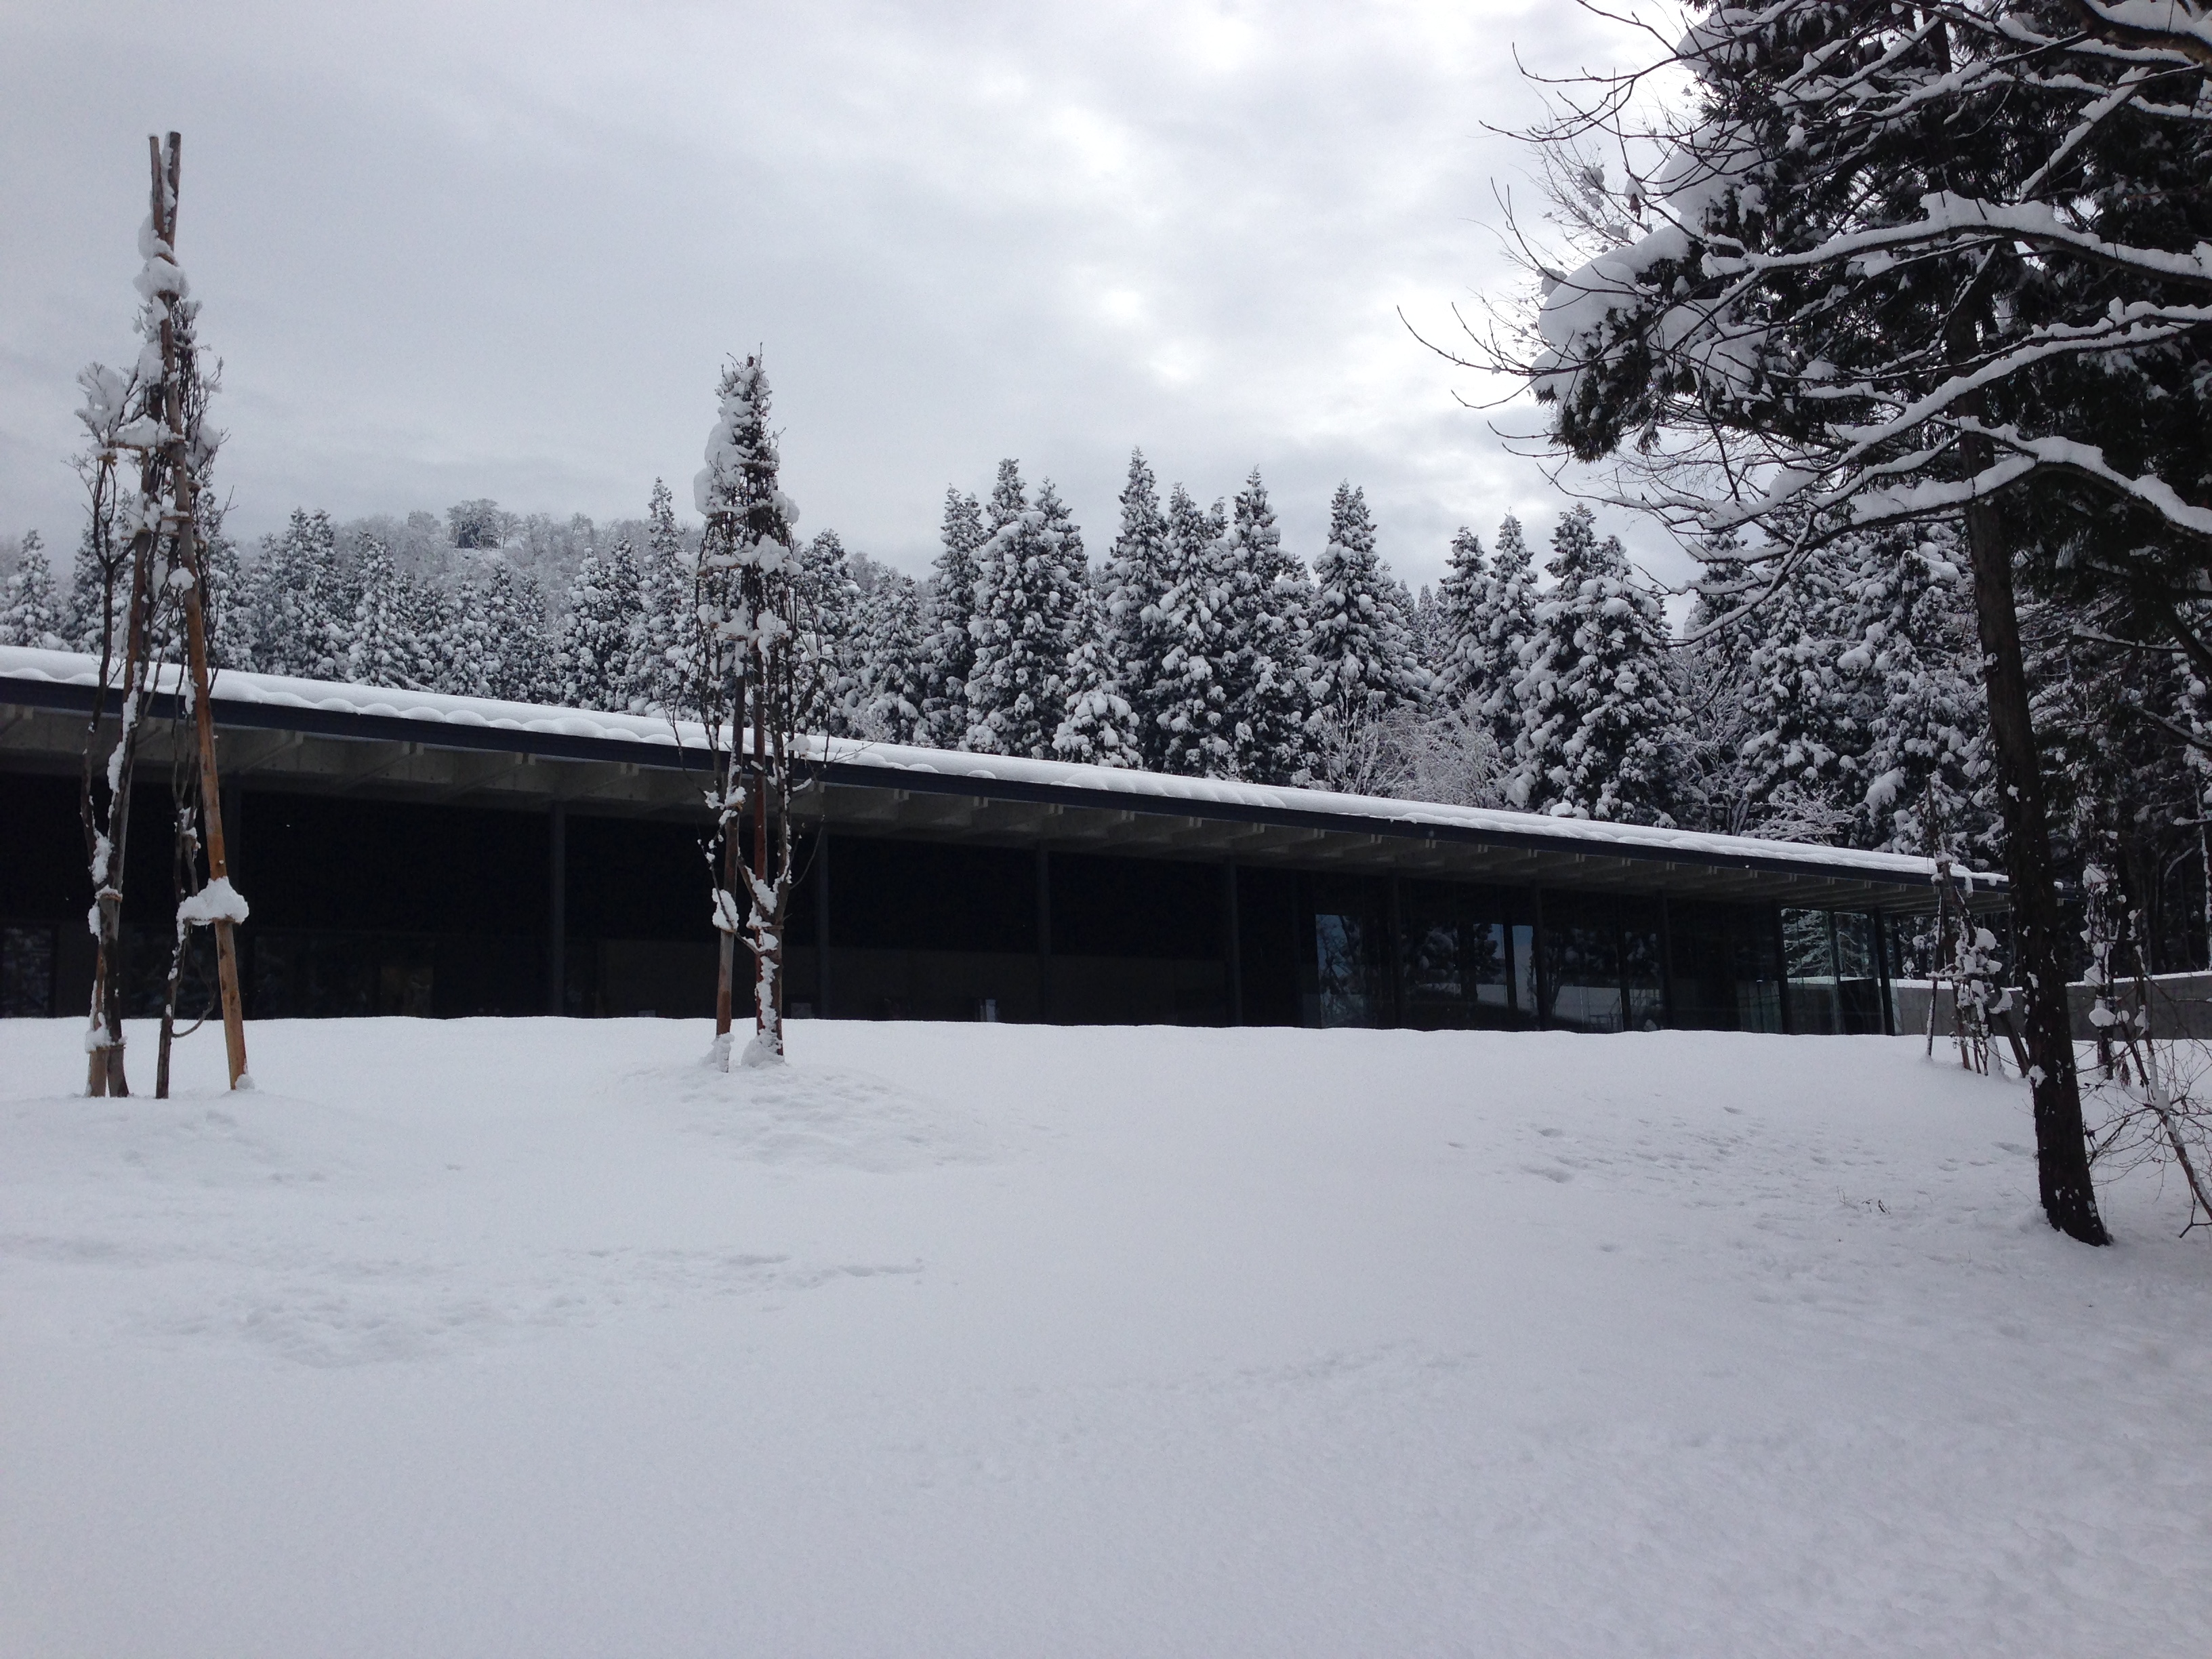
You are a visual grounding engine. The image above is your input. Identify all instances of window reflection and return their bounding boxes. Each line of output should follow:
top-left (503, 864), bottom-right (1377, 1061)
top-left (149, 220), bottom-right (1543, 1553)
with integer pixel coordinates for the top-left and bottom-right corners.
top-left (1541, 893), bottom-right (1624, 1033)
top-left (1399, 882), bottom-right (1534, 1029)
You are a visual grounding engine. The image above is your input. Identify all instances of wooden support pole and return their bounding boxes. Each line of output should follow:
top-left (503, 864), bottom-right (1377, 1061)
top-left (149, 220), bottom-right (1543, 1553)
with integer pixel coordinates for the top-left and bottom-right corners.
top-left (160, 131), bottom-right (249, 1090)
top-left (751, 657), bottom-right (769, 1038)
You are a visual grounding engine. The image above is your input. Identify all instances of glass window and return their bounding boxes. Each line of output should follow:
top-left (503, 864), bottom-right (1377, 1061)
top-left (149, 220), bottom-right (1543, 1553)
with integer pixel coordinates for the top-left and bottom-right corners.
top-left (1399, 882), bottom-right (1533, 1029)
top-left (1782, 907), bottom-right (1841, 1034)
top-left (1620, 897), bottom-right (1665, 1031)
top-left (1668, 902), bottom-right (1782, 1032)
top-left (0, 924), bottom-right (58, 1018)
top-left (1541, 892), bottom-right (1624, 1033)
top-left (1304, 875), bottom-right (1388, 1027)
top-left (1835, 911), bottom-right (1885, 1033)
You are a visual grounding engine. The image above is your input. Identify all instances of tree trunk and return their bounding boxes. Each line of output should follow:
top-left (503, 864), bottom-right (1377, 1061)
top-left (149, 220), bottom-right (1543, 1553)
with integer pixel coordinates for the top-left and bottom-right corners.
top-left (714, 797), bottom-right (738, 1040)
top-left (1961, 499), bottom-right (2110, 1244)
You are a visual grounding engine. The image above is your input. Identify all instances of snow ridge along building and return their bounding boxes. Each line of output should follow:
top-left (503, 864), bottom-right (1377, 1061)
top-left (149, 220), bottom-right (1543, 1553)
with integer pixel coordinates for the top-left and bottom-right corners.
top-left (0, 646), bottom-right (1994, 1031)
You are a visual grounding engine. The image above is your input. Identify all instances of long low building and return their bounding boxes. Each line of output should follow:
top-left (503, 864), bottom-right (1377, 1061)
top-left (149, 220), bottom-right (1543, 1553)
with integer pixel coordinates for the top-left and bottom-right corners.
top-left (0, 645), bottom-right (1999, 1034)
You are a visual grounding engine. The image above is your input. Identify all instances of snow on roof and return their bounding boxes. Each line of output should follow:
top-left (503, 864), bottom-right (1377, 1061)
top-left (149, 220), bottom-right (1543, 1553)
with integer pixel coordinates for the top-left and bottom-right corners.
top-left (1, 644), bottom-right (1987, 888)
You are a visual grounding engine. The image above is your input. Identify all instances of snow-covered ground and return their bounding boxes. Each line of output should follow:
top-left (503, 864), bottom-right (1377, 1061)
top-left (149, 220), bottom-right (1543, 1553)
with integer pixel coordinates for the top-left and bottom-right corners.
top-left (3, 1018), bottom-right (2207, 1658)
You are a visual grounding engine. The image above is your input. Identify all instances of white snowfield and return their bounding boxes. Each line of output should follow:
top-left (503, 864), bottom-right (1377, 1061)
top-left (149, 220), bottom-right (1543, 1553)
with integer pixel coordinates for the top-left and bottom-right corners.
top-left (0, 642), bottom-right (1988, 884)
top-left (3, 1018), bottom-right (2204, 1658)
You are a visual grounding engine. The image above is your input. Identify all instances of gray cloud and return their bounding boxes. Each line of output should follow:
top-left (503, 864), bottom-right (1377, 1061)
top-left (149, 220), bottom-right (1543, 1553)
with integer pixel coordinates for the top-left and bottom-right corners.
top-left (0, 0), bottom-right (1668, 594)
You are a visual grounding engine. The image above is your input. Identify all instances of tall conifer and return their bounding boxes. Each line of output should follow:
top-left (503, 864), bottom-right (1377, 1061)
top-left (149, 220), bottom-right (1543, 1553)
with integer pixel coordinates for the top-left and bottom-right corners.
top-left (1509, 508), bottom-right (1681, 824)
top-left (1303, 482), bottom-right (1429, 737)
top-left (920, 488), bottom-right (985, 748)
top-left (1098, 449), bottom-right (1171, 769)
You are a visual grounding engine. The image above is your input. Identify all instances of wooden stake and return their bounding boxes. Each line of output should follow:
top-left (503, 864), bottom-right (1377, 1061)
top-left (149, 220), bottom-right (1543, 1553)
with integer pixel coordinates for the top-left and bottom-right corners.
top-left (159, 131), bottom-right (249, 1088)
top-left (752, 647), bottom-right (770, 1041)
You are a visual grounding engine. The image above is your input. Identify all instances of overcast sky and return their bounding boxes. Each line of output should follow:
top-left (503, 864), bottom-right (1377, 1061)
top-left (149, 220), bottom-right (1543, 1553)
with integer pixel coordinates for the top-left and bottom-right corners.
top-left (0, 0), bottom-right (1664, 594)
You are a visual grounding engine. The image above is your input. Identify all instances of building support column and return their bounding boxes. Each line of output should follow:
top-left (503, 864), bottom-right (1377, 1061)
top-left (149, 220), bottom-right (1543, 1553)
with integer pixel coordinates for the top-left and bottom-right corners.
top-left (1223, 863), bottom-right (1243, 1027)
top-left (1036, 844), bottom-right (1052, 1024)
top-left (222, 779), bottom-right (244, 1014)
top-left (1530, 887), bottom-right (1548, 1031)
top-left (1772, 905), bottom-right (1793, 1035)
top-left (1387, 874), bottom-right (1406, 1029)
top-left (1875, 911), bottom-right (1897, 1036)
top-left (815, 831), bottom-right (831, 1019)
top-left (548, 801), bottom-right (567, 1017)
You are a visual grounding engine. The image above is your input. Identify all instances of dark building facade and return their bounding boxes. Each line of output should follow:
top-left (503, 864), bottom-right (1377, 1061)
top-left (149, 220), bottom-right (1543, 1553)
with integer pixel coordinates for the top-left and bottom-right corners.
top-left (1, 650), bottom-right (1990, 1034)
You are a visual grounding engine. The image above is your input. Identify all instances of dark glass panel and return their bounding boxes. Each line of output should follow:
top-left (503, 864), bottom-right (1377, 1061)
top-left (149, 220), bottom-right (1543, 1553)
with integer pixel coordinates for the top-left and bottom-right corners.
top-left (1304, 874), bottom-right (1388, 1027)
top-left (1541, 891), bottom-right (1623, 1033)
top-left (1835, 910), bottom-right (1885, 1033)
top-left (1782, 906), bottom-right (1841, 1034)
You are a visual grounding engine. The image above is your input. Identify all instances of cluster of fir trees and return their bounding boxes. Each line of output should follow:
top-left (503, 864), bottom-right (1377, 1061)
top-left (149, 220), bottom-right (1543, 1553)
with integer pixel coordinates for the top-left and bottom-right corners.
top-left (1, 462), bottom-right (1999, 853)
top-left (30, 452), bottom-right (2184, 920)
top-left (890, 451), bottom-right (1408, 784)
top-left (0, 489), bottom-right (691, 711)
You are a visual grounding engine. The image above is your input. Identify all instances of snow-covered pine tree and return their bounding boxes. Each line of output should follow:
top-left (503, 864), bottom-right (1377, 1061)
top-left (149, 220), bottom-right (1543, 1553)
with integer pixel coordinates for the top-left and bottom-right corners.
top-left (800, 529), bottom-right (867, 737)
top-left (0, 533), bottom-right (65, 649)
top-left (1413, 582), bottom-right (1441, 672)
top-left (1843, 524), bottom-right (1991, 857)
top-left (1668, 537), bottom-right (1761, 837)
top-left (404, 578), bottom-right (462, 695)
top-left (345, 539), bottom-right (425, 690)
top-left (632, 478), bottom-right (691, 715)
top-left (475, 558), bottom-right (555, 703)
top-left (1203, 469), bottom-right (1302, 783)
top-left (1469, 516), bottom-right (1539, 756)
top-left (1509, 507), bottom-right (1681, 825)
top-left (1054, 578), bottom-right (1139, 769)
top-left (1097, 450), bottom-right (1172, 769)
top-left (918, 488), bottom-right (985, 749)
top-left (1734, 548), bottom-right (1860, 843)
top-left (964, 462), bottom-right (1085, 758)
top-left (1040, 478), bottom-right (1091, 638)
top-left (556, 538), bottom-right (646, 712)
top-left (438, 575), bottom-right (497, 698)
top-left (201, 525), bottom-right (256, 672)
top-left (1303, 483), bottom-right (1430, 752)
top-left (854, 566), bottom-right (928, 744)
top-left (1432, 527), bottom-right (1486, 703)
top-left (1145, 483), bottom-right (1233, 776)
top-left (252, 509), bottom-right (348, 679)
top-left (66, 520), bottom-right (127, 657)
top-left (1499, 0), bottom-right (2212, 1242)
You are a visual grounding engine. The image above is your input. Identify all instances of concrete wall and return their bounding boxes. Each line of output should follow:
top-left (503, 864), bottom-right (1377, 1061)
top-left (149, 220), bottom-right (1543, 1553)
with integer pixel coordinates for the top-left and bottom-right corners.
top-left (1893, 973), bottom-right (2212, 1042)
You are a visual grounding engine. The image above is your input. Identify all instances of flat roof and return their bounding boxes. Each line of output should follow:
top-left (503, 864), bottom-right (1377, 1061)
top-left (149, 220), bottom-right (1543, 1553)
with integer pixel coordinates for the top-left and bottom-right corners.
top-left (1, 646), bottom-right (1999, 914)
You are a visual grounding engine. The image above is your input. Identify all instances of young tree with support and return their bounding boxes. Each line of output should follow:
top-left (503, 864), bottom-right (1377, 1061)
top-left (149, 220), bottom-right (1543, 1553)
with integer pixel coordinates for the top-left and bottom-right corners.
top-left (80, 133), bottom-right (251, 1097)
top-left (687, 354), bottom-right (819, 1068)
